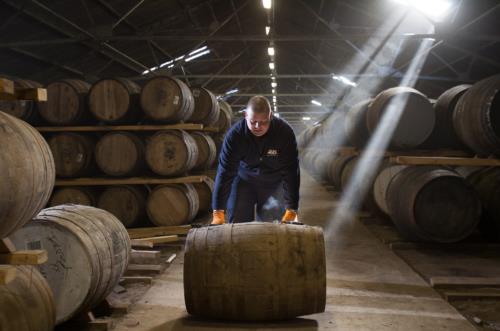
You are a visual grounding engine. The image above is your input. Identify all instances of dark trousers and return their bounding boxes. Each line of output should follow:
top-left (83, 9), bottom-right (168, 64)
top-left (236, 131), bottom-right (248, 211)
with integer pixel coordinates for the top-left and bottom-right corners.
top-left (227, 177), bottom-right (285, 223)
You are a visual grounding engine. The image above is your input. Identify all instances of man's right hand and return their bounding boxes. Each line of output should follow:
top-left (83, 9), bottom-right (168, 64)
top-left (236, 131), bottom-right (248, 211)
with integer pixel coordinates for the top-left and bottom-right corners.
top-left (211, 210), bottom-right (225, 225)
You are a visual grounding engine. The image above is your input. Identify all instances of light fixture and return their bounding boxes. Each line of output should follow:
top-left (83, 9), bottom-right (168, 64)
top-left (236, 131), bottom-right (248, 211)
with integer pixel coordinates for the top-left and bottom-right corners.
top-left (262, 0), bottom-right (271, 9)
top-left (271, 76), bottom-right (276, 81)
top-left (185, 49), bottom-right (211, 62)
top-left (272, 89), bottom-right (276, 93)
top-left (159, 60), bottom-right (174, 68)
top-left (150, 66), bottom-right (158, 72)
top-left (188, 46), bottom-right (208, 56)
top-left (274, 112), bottom-right (279, 118)
top-left (311, 100), bottom-right (322, 106)
top-left (265, 26), bottom-right (270, 35)
top-left (302, 117), bottom-right (311, 121)
top-left (271, 82), bottom-right (277, 88)
top-left (175, 55), bottom-right (185, 61)
top-left (142, 69), bottom-right (150, 75)
top-left (390, 0), bottom-right (451, 21)
top-left (332, 74), bottom-right (357, 87)
top-left (268, 47), bottom-right (275, 56)
top-left (269, 62), bottom-right (275, 70)
top-left (167, 64), bottom-right (174, 69)
top-left (224, 88), bottom-right (239, 95)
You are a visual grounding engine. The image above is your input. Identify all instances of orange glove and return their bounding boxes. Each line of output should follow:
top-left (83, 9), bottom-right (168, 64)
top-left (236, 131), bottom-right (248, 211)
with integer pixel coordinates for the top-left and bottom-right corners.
top-left (211, 210), bottom-right (225, 225)
top-left (281, 209), bottom-right (297, 223)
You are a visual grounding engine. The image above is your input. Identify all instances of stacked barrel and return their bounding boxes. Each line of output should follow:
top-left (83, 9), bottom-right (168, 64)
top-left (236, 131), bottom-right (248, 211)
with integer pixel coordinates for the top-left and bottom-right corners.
top-left (1, 76), bottom-right (233, 229)
top-left (300, 74), bottom-right (500, 243)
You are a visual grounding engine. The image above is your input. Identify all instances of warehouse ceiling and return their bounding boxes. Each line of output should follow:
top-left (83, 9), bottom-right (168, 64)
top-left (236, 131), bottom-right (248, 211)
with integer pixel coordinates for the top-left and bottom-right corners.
top-left (0, 0), bottom-right (499, 126)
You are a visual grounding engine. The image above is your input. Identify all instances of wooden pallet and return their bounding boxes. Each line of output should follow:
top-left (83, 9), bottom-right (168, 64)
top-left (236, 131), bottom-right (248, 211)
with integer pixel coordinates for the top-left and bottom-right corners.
top-left (54, 175), bottom-right (208, 186)
top-left (35, 123), bottom-right (219, 133)
top-left (0, 77), bottom-right (47, 101)
top-left (0, 238), bottom-right (48, 285)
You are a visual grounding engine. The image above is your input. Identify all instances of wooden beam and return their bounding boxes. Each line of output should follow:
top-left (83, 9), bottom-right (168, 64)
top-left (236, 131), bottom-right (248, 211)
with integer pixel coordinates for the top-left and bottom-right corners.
top-left (391, 156), bottom-right (500, 166)
top-left (0, 250), bottom-right (48, 265)
top-left (127, 225), bottom-right (192, 239)
top-left (55, 175), bottom-right (207, 186)
top-left (133, 235), bottom-right (179, 245)
top-left (0, 239), bottom-right (16, 253)
top-left (35, 123), bottom-right (205, 132)
top-left (0, 265), bottom-right (16, 285)
top-left (0, 78), bottom-right (14, 96)
top-left (431, 276), bottom-right (500, 289)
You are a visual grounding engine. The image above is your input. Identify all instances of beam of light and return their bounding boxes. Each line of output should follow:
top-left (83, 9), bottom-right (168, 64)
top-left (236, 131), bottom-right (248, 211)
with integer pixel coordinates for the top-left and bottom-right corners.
top-left (325, 35), bottom-right (436, 240)
top-left (188, 46), bottom-right (208, 56)
top-left (262, 0), bottom-right (272, 9)
top-left (311, 100), bottom-right (322, 106)
top-left (185, 49), bottom-right (211, 62)
top-left (268, 47), bottom-right (275, 56)
top-left (265, 26), bottom-right (270, 35)
top-left (390, 0), bottom-right (451, 21)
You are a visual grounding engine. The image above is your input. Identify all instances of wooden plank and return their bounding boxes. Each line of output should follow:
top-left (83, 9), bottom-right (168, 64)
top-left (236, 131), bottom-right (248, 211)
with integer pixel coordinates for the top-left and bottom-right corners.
top-left (0, 265), bottom-right (16, 285)
top-left (35, 123), bottom-right (205, 132)
top-left (127, 225), bottom-right (192, 239)
top-left (133, 235), bottom-right (179, 245)
top-left (166, 254), bottom-right (177, 264)
top-left (16, 87), bottom-right (47, 101)
top-left (0, 78), bottom-right (14, 96)
top-left (119, 276), bottom-right (153, 285)
top-left (391, 156), bottom-right (500, 167)
top-left (55, 175), bottom-right (206, 186)
top-left (125, 264), bottom-right (163, 276)
top-left (130, 240), bottom-right (154, 248)
top-left (0, 238), bottom-right (15, 253)
top-left (431, 276), bottom-right (500, 289)
top-left (0, 249), bottom-right (48, 265)
top-left (444, 289), bottom-right (500, 301)
top-left (130, 250), bottom-right (161, 265)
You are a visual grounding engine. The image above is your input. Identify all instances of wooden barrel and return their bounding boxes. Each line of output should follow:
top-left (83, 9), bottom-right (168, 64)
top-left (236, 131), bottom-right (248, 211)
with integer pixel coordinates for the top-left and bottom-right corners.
top-left (10, 205), bottom-right (130, 324)
top-left (190, 87), bottom-right (220, 126)
top-left (422, 85), bottom-right (471, 149)
top-left (38, 79), bottom-right (91, 125)
top-left (97, 185), bottom-right (148, 228)
top-left (0, 78), bottom-right (42, 124)
top-left (48, 133), bottom-right (94, 177)
top-left (184, 222), bottom-right (326, 321)
top-left (318, 112), bottom-right (347, 148)
top-left (373, 165), bottom-right (408, 215)
top-left (344, 99), bottom-right (371, 148)
top-left (326, 155), bottom-right (356, 189)
top-left (0, 266), bottom-right (55, 331)
top-left (88, 78), bottom-right (141, 123)
top-left (190, 132), bottom-right (217, 170)
top-left (453, 74), bottom-right (500, 156)
top-left (386, 166), bottom-right (481, 242)
top-left (146, 184), bottom-right (199, 226)
top-left (49, 187), bottom-right (97, 207)
top-left (464, 168), bottom-right (500, 241)
top-left (140, 76), bottom-right (194, 123)
top-left (0, 112), bottom-right (55, 238)
top-left (192, 177), bottom-right (214, 216)
top-left (216, 100), bottom-right (233, 132)
top-left (95, 132), bottom-right (145, 176)
top-left (340, 156), bottom-right (358, 191)
top-left (367, 87), bottom-right (435, 149)
top-left (145, 130), bottom-right (198, 176)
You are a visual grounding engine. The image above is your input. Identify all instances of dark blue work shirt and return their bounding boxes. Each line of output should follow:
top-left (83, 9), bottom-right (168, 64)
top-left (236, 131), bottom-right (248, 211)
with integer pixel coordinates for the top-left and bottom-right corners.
top-left (212, 116), bottom-right (300, 210)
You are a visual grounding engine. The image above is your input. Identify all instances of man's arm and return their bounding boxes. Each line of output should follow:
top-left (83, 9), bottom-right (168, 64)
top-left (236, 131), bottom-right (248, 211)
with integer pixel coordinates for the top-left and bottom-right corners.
top-left (212, 130), bottom-right (243, 210)
top-left (281, 127), bottom-right (300, 210)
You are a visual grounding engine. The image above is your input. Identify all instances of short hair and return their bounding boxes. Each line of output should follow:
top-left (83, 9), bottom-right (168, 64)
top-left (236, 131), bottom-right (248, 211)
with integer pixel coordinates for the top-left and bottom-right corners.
top-left (246, 95), bottom-right (271, 115)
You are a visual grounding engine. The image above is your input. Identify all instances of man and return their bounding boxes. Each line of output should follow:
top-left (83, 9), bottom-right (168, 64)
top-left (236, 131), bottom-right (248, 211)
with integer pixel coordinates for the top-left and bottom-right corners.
top-left (211, 95), bottom-right (300, 224)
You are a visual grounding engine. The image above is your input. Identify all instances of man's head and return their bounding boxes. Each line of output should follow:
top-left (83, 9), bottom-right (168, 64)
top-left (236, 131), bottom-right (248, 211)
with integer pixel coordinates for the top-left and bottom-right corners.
top-left (245, 95), bottom-right (272, 137)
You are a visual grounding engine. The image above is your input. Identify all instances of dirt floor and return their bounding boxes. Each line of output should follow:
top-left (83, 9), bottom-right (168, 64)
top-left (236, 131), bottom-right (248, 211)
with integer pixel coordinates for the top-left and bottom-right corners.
top-left (111, 171), bottom-right (478, 331)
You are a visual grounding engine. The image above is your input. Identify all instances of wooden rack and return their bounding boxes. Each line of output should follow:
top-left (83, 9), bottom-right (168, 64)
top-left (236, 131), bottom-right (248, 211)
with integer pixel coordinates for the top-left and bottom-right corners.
top-left (0, 238), bottom-right (48, 285)
top-left (54, 175), bottom-right (208, 187)
top-left (35, 124), bottom-right (219, 133)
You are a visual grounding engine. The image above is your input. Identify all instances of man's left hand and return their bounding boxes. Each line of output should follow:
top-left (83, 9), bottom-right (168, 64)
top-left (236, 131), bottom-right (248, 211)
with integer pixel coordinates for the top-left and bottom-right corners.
top-left (281, 209), bottom-right (297, 223)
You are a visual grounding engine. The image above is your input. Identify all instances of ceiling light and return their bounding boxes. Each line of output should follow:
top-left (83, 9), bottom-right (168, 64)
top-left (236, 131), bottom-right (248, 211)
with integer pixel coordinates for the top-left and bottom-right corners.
top-left (271, 82), bottom-right (277, 88)
top-left (272, 89), bottom-right (276, 93)
top-left (311, 100), bottom-right (322, 106)
top-left (262, 0), bottom-right (272, 9)
top-left (268, 47), bottom-right (275, 56)
top-left (274, 112), bottom-right (279, 117)
top-left (269, 62), bottom-right (275, 70)
top-left (142, 69), bottom-right (150, 75)
top-left (390, 0), bottom-right (451, 21)
top-left (332, 74), bottom-right (357, 87)
top-left (265, 26), bottom-right (270, 35)
top-left (159, 60), bottom-right (174, 68)
top-left (188, 46), bottom-right (208, 56)
top-left (185, 49), bottom-right (211, 62)
top-left (224, 88), bottom-right (239, 95)
top-left (302, 117), bottom-right (311, 121)
top-left (175, 55), bottom-right (185, 61)
top-left (167, 64), bottom-right (174, 68)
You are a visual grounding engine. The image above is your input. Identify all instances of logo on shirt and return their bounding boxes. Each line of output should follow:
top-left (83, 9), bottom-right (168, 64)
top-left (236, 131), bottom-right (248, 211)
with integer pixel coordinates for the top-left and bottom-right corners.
top-left (266, 149), bottom-right (279, 156)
